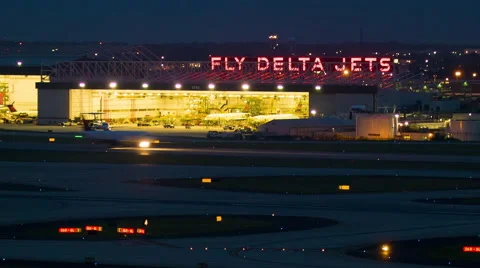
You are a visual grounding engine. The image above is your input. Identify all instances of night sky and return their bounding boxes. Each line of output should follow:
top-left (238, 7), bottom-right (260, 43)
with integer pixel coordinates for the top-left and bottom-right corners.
top-left (2, 0), bottom-right (479, 44)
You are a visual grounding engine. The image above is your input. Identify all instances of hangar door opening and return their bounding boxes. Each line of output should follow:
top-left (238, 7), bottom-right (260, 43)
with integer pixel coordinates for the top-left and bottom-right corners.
top-left (69, 89), bottom-right (309, 125)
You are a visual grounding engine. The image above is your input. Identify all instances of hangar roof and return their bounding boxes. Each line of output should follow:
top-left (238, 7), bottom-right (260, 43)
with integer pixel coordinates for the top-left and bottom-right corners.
top-left (36, 82), bottom-right (377, 94)
top-left (0, 66), bottom-right (42, 75)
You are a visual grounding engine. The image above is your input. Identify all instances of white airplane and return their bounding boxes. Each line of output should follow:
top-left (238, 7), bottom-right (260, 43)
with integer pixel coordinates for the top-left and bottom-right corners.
top-left (0, 102), bottom-right (38, 118)
top-left (81, 120), bottom-right (158, 148)
top-left (251, 114), bottom-right (299, 122)
top-left (204, 113), bottom-right (250, 121)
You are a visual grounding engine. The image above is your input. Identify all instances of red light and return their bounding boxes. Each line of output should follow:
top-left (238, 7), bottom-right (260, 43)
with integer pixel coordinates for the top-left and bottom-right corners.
top-left (312, 58), bottom-right (324, 72)
top-left (257, 57), bottom-right (269, 71)
top-left (463, 246), bottom-right (480, 252)
top-left (234, 57), bottom-right (245, 71)
top-left (273, 57), bottom-right (284, 71)
top-left (365, 58), bottom-right (377, 71)
top-left (335, 58), bottom-right (346, 71)
top-left (136, 228), bottom-right (146, 234)
top-left (211, 57), bottom-right (221, 70)
top-left (117, 228), bottom-right (135, 234)
top-left (224, 57), bottom-right (235, 71)
top-left (210, 56), bottom-right (393, 74)
top-left (288, 58), bottom-right (299, 72)
top-left (380, 58), bottom-right (392, 72)
top-left (59, 227), bottom-right (81, 233)
top-left (298, 57), bottom-right (310, 71)
top-left (85, 226), bottom-right (103, 232)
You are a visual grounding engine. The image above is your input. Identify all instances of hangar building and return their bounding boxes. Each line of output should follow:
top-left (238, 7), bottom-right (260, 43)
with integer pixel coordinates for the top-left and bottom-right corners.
top-left (35, 56), bottom-right (395, 125)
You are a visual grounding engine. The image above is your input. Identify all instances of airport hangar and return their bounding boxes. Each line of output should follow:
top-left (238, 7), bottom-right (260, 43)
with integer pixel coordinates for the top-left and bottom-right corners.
top-left (35, 56), bottom-right (396, 125)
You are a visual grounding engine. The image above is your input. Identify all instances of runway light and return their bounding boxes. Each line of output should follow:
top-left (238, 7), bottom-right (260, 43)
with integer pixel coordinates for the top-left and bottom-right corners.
top-left (109, 82), bottom-right (117, 88)
top-left (381, 245), bottom-right (390, 252)
top-left (277, 85), bottom-right (284, 90)
top-left (202, 178), bottom-right (212, 183)
top-left (142, 83), bottom-right (149, 89)
top-left (315, 85), bottom-right (321, 91)
top-left (310, 110), bottom-right (317, 116)
top-left (48, 138), bottom-right (55, 142)
top-left (79, 82), bottom-right (86, 88)
top-left (144, 219), bottom-right (148, 226)
top-left (17, 61), bottom-right (22, 67)
top-left (138, 141), bottom-right (150, 148)
top-left (85, 226), bottom-right (103, 232)
top-left (59, 228), bottom-right (81, 233)
top-left (338, 185), bottom-right (350, 191)
top-left (343, 69), bottom-right (350, 76)
top-left (463, 246), bottom-right (480, 252)
top-left (216, 216), bottom-right (222, 222)
top-left (241, 83), bottom-right (250, 90)
top-left (75, 135), bottom-right (83, 139)
top-left (175, 83), bottom-right (182, 89)
top-left (208, 83), bottom-right (215, 89)
top-left (117, 228), bottom-right (135, 234)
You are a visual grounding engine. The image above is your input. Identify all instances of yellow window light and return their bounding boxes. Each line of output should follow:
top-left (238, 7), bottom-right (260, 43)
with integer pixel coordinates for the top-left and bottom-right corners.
top-left (216, 216), bottom-right (222, 222)
top-left (338, 185), bottom-right (350, 191)
top-left (202, 178), bottom-right (212, 183)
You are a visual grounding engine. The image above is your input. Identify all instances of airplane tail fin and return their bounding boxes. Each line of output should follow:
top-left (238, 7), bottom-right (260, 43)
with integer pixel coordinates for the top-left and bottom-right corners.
top-left (6, 102), bottom-right (16, 113)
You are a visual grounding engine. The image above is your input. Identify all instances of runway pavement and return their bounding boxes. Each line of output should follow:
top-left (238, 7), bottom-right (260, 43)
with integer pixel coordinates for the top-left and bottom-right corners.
top-left (1, 141), bottom-right (480, 164)
top-left (0, 161), bottom-right (479, 267)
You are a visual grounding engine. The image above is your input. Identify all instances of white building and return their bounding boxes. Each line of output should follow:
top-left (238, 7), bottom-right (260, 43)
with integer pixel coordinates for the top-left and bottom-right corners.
top-left (448, 113), bottom-right (480, 141)
top-left (356, 114), bottom-right (399, 140)
top-left (257, 117), bottom-right (355, 139)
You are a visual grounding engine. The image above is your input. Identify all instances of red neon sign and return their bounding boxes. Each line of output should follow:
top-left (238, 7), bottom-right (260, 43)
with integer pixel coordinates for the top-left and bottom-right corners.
top-left (85, 226), bottom-right (103, 232)
top-left (211, 56), bottom-right (392, 73)
top-left (117, 228), bottom-right (135, 234)
top-left (136, 228), bottom-right (146, 234)
top-left (463, 246), bottom-right (480, 252)
top-left (58, 227), bottom-right (82, 233)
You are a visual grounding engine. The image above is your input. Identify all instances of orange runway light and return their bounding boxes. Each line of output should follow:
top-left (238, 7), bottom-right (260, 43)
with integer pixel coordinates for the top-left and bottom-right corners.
top-left (463, 246), bottom-right (480, 252)
top-left (338, 185), bottom-right (350, 191)
top-left (117, 228), bottom-right (135, 234)
top-left (48, 138), bottom-right (55, 142)
top-left (216, 216), bottom-right (222, 222)
top-left (85, 226), bottom-right (103, 232)
top-left (136, 228), bottom-right (146, 234)
top-left (58, 227), bottom-right (82, 233)
top-left (202, 178), bottom-right (212, 183)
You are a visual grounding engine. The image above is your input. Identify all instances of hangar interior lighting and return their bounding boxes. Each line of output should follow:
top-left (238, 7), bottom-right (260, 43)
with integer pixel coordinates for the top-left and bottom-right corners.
top-left (142, 83), bottom-right (149, 89)
top-left (139, 141), bottom-right (151, 148)
top-left (277, 85), bottom-right (284, 90)
top-left (241, 83), bottom-right (250, 90)
top-left (175, 83), bottom-right (182, 89)
top-left (109, 82), bottom-right (117, 88)
top-left (315, 85), bottom-right (321, 91)
top-left (208, 83), bottom-right (215, 89)
top-left (79, 82), bottom-right (86, 88)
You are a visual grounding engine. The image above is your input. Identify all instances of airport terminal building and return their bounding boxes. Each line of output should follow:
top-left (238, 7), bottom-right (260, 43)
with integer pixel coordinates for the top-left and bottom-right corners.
top-left (35, 56), bottom-right (393, 125)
